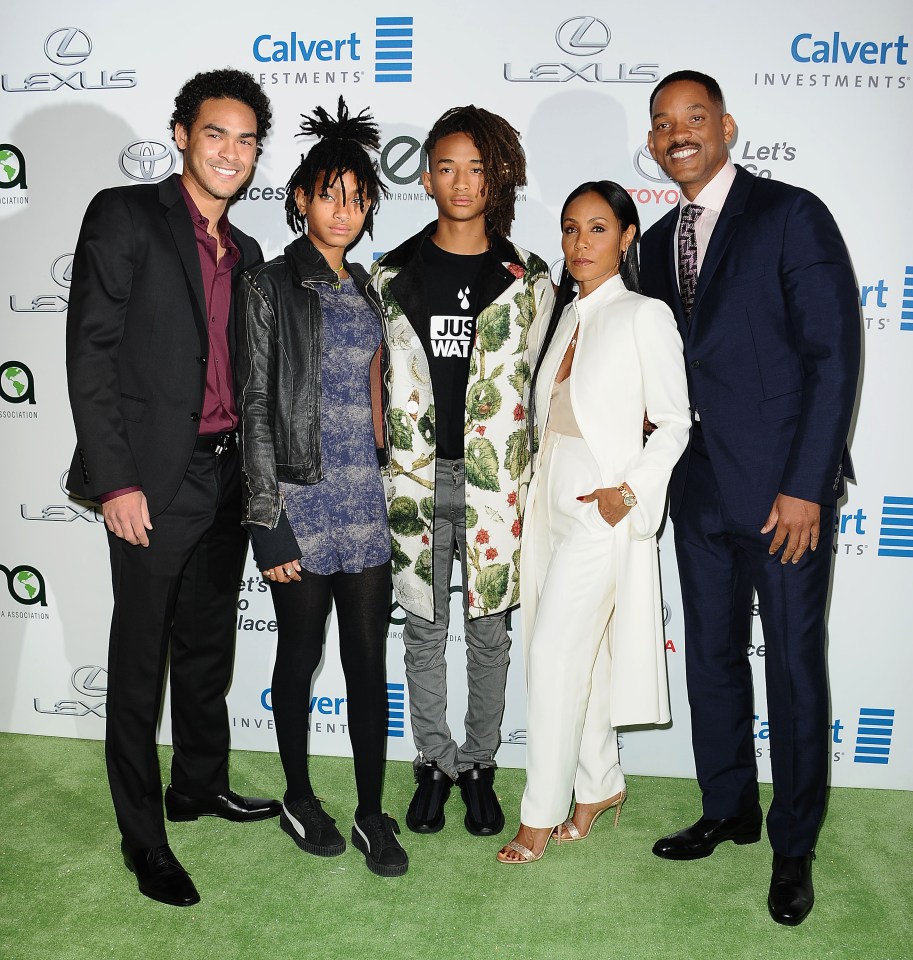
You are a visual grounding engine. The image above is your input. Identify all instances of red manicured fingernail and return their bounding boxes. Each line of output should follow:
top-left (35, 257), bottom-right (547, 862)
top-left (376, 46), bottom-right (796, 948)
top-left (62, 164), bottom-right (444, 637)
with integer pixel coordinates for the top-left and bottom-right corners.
top-left (576, 496), bottom-right (586, 501)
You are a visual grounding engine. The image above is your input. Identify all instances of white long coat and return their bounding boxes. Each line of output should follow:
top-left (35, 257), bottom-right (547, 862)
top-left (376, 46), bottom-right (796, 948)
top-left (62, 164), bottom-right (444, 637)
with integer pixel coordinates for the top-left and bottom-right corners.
top-left (520, 274), bottom-right (691, 727)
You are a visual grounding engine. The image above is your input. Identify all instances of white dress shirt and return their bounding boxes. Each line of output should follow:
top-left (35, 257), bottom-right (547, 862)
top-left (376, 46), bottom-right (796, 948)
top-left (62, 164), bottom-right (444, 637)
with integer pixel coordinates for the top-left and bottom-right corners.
top-left (675, 157), bottom-right (737, 278)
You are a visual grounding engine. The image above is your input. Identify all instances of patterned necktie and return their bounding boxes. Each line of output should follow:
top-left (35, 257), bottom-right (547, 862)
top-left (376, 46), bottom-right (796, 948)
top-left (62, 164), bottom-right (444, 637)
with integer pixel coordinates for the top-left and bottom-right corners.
top-left (678, 203), bottom-right (704, 320)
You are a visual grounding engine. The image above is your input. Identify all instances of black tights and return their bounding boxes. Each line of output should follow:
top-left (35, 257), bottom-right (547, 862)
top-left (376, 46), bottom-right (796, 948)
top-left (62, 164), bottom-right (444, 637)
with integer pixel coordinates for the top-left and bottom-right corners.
top-left (268, 561), bottom-right (391, 818)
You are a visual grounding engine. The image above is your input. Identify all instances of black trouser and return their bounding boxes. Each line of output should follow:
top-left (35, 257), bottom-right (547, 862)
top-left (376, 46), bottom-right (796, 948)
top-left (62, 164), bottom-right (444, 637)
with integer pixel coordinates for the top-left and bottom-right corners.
top-left (673, 426), bottom-right (833, 856)
top-left (105, 447), bottom-right (247, 850)
top-left (268, 562), bottom-right (392, 818)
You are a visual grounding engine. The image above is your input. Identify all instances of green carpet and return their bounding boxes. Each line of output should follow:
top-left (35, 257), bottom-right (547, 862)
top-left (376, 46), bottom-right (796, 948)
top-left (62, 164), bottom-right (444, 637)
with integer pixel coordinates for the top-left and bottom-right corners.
top-left (1, 733), bottom-right (910, 960)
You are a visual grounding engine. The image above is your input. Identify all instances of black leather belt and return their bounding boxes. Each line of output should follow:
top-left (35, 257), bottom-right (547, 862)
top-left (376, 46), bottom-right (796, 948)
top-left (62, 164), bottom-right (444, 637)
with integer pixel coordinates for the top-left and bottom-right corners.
top-left (195, 432), bottom-right (236, 456)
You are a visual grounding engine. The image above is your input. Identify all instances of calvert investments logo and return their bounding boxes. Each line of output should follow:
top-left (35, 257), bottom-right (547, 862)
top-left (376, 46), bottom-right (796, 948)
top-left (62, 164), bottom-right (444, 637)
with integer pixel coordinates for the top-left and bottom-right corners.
top-left (119, 141), bottom-right (176, 182)
top-left (876, 497), bottom-right (913, 557)
top-left (504, 15), bottom-right (659, 84)
top-left (33, 665), bottom-right (107, 718)
top-left (753, 31), bottom-right (910, 91)
top-left (853, 707), bottom-right (895, 765)
top-left (252, 16), bottom-right (415, 88)
top-left (2, 27), bottom-right (137, 93)
top-left (902, 267), bottom-right (913, 332)
top-left (860, 266), bottom-right (913, 335)
top-left (387, 682), bottom-right (405, 738)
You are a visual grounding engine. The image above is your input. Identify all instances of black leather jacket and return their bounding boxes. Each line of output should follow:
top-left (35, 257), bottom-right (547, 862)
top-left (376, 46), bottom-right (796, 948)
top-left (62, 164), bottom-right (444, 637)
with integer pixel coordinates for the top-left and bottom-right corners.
top-left (235, 233), bottom-right (385, 568)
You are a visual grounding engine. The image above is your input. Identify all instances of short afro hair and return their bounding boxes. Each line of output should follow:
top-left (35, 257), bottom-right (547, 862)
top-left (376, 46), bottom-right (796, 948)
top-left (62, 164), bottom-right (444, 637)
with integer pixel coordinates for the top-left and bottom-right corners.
top-left (170, 69), bottom-right (272, 156)
top-left (649, 70), bottom-right (726, 117)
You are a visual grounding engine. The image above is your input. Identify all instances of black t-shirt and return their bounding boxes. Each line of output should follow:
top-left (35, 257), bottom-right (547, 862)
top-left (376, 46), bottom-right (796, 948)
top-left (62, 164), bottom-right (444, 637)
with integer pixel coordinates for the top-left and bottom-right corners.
top-left (421, 240), bottom-right (487, 460)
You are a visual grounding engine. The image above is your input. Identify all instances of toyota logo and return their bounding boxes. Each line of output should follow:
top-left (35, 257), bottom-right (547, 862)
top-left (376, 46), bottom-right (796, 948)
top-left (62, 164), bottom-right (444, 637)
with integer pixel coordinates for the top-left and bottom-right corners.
top-left (119, 141), bottom-right (176, 182)
top-left (44, 28), bottom-right (92, 66)
top-left (555, 16), bottom-right (611, 57)
top-left (51, 254), bottom-right (73, 288)
top-left (633, 143), bottom-right (673, 184)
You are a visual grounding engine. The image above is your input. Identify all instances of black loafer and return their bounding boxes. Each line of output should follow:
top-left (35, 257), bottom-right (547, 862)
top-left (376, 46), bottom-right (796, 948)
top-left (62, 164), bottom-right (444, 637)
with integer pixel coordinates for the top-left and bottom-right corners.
top-left (280, 795), bottom-right (345, 856)
top-left (768, 852), bottom-right (815, 926)
top-left (405, 761), bottom-right (453, 833)
top-left (457, 764), bottom-right (505, 836)
top-left (652, 808), bottom-right (763, 860)
top-left (164, 785), bottom-right (281, 823)
top-left (122, 842), bottom-right (200, 907)
top-left (352, 813), bottom-right (409, 877)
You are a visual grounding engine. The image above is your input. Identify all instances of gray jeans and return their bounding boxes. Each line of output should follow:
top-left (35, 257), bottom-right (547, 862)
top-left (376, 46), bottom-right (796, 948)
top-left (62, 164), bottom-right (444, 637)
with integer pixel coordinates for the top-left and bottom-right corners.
top-left (403, 457), bottom-right (511, 780)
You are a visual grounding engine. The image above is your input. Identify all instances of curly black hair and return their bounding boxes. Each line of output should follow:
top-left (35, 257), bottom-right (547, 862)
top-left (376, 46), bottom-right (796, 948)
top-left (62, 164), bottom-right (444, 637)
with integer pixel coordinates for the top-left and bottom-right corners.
top-left (170, 69), bottom-right (272, 156)
top-left (424, 105), bottom-right (527, 238)
top-left (285, 96), bottom-right (388, 237)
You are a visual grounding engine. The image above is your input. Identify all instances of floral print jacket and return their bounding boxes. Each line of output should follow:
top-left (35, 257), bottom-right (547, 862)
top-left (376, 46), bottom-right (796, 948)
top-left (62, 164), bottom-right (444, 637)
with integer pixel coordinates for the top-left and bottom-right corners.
top-left (370, 223), bottom-right (552, 622)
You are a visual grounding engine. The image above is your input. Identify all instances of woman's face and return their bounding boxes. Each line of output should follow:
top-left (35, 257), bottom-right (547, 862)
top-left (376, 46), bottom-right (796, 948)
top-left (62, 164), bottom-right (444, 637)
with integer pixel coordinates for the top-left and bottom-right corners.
top-left (561, 191), bottom-right (636, 297)
top-left (296, 169), bottom-right (370, 262)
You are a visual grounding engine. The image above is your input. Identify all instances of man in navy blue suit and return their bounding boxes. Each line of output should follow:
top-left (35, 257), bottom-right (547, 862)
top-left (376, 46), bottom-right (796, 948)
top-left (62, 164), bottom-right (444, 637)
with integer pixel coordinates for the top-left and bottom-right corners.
top-left (640, 70), bottom-right (860, 926)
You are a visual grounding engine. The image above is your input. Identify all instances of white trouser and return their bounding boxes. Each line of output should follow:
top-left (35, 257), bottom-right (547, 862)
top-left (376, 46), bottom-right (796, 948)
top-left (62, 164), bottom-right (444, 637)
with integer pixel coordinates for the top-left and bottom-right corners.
top-left (521, 431), bottom-right (625, 828)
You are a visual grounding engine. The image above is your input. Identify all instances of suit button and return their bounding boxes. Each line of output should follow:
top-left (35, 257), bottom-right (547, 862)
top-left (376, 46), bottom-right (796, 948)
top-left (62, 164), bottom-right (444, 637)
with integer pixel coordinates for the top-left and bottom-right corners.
top-left (190, 412), bottom-right (200, 422)
top-left (691, 360), bottom-right (702, 368)
top-left (198, 356), bottom-right (207, 365)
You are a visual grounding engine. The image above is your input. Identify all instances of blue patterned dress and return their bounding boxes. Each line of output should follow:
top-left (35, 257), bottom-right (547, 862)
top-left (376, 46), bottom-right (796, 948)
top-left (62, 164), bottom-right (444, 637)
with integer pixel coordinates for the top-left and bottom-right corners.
top-left (279, 277), bottom-right (390, 574)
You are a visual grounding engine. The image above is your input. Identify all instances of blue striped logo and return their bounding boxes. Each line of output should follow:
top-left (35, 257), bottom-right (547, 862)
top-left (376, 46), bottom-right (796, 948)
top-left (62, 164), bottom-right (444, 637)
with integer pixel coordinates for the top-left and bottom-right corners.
top-left (375, 16), bottom-right (413, 82)
top-left (877, 496), bottom-right (913, 557)
top-left (901, 265), bottom-right (913, 331)
top-left (386, 682), bottom-right (405, 737)
top-left (853, 708), bottom-right (895, 765)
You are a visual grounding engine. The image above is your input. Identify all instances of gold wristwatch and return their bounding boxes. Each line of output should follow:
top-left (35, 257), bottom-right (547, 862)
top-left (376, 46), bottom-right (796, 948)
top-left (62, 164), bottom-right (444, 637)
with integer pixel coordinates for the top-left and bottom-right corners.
top-left (618, 483), bottom-right (637, 507)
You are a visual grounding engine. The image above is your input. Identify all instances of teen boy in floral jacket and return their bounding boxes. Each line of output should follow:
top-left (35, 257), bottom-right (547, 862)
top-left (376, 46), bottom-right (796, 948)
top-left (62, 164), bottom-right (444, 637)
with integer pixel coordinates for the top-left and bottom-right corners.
top-left (371, 105), bottom-right (551, 839)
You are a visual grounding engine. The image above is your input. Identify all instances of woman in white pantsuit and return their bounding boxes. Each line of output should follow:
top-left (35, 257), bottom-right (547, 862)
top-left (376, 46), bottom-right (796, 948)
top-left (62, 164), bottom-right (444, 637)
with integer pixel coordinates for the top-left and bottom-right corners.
top-left (498, 181), bottom-right (691, 863)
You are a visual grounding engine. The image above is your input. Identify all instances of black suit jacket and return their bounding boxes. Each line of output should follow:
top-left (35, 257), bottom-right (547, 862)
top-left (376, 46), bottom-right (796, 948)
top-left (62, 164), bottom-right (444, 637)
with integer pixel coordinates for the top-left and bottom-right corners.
top-left (640, 167), bottom-right (861, 524)
top-left (66, 175), bottom-right (262, 516)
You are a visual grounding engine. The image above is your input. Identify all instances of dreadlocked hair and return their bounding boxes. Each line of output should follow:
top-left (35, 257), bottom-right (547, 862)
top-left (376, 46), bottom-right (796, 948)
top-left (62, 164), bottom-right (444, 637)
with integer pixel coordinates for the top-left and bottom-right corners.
top-left (285, 96), bottom-right (388, 236)
top-left (527, 181), bottom-right (642, 460)
top-left (424, 105), bottom-right (527, 238)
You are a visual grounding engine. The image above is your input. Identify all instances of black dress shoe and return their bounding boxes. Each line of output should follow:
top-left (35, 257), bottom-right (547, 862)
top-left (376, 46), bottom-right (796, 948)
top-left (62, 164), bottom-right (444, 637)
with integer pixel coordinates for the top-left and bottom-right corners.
top-left (768, 852), bottom-right (815, 925)
top-left (405, 761), bottom-right (453, 833)
top-left (164, 785), bottom-right (281, 823)
top-left (652, 808), bottom-right (763, 860)
top-left (122, 842), bottom-right (200, 907)
top-left (457, 764), bottom-right (505, 836)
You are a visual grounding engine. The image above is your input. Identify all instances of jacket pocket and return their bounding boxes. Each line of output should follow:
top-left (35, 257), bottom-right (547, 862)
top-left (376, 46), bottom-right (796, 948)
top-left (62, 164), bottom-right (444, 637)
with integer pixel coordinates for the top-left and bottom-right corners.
top-left (120, 393), bottom-right (147, 423)
top-left (758, 390), bottom-right (801, 423)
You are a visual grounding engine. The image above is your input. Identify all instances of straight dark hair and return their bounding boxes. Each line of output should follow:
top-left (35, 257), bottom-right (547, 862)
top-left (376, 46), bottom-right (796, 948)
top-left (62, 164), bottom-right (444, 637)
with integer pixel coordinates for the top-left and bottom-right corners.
top-left (528, 181), bottom-right (641, 458)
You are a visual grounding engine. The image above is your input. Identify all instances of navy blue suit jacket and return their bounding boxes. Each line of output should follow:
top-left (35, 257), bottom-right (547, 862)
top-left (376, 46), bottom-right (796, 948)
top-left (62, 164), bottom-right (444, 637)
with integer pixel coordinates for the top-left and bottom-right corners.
top-left (640, 166), bottom-right (861, 525)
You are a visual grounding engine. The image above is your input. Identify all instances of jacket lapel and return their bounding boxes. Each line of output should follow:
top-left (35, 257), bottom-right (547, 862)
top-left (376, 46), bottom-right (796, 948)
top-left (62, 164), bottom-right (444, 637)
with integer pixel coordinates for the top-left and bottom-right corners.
top-left (160, 176), bottom-right (208, 353)
top-left (691, 166), bottom-right (753, 323)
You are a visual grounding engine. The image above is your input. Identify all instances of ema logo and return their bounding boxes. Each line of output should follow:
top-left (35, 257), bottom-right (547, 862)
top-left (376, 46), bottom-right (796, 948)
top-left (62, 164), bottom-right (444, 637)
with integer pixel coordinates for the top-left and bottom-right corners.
top-left (504, 16), bottom-right (659, 84)
top-left (119, 141), bottom-right (175, 182)
top-left (0, 144), bottom-right (27, 190)
top-left (853, 708), bottom-right (895, 765)
top-left (387, 682), bottom-right (405, 738)
top-left (902, 267), bottom-right (913, 332)
top-left (0, 563), bottom-right (47, 606)
top-left (375, 17), bottom-right (413, 83)
top-left (0, 361), bottom-right (35, 404)
top-left (1, 27), bottom-right (137, 93)
top-left (877, 497), bottom-right (913, 557)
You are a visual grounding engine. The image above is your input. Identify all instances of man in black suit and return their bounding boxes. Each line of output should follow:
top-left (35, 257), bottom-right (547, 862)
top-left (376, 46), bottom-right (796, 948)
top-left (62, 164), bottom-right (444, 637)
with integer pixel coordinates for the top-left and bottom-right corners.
top-left (66, 70), bottom-right (280, 907)
top-left (640, 71), bottom-right (860, 925)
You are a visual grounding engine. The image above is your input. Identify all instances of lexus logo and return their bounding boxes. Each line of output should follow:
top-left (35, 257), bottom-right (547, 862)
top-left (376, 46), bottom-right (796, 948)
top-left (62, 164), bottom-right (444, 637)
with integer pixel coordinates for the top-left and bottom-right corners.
top-left (554, 16), bottom-right (611, 56)
top-left (119, 141), bottom-right (175, 182)
top-left (51, 254), bottom-right (73, 288)
top-left (71, 665), bottom-right (108, 697)
top-left (44, 27), bottom-right (93, 66)
top-left (633, 143), bottom-right (673, 184)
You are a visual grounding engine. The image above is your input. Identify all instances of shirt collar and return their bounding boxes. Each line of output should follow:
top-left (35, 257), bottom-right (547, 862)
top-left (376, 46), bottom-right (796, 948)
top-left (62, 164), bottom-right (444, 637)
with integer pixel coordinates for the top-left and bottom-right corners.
top-left (679, 157), bottom-right (737, 215)
top-left (177, 177), bottom-right (236, 249)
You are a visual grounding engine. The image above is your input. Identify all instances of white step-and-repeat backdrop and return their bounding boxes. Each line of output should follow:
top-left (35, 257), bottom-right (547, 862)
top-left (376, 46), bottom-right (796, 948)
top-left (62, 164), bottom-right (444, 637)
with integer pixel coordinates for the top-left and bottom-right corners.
top-left (2, 1), bottom-right (910, 790)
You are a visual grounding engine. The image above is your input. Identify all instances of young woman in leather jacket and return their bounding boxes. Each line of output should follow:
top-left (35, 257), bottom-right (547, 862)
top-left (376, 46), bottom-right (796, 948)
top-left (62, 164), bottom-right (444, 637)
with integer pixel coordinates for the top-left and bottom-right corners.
top-left (235, 98), bottom-right (407, 877)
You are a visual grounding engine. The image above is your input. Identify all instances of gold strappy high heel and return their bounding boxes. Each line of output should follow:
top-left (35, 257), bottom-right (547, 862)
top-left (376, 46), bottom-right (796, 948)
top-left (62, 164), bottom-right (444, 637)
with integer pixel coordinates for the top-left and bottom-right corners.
top-left (497, 825), bottom-right (555, 864)
top-left (554, 789), bottom-right (626, 843)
